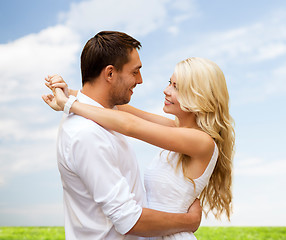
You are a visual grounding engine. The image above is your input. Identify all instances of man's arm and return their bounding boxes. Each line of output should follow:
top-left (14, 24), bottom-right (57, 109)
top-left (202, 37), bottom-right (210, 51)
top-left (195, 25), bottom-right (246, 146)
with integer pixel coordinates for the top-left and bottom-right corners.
top-left (127, 199), bottom-right (202, 237)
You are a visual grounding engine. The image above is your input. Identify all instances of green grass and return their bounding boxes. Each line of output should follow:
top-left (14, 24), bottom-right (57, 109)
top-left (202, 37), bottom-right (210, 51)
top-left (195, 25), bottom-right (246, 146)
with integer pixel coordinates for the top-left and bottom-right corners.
top-left (195, 227), bottom-right (286, 240)
top-left (0, 227), bottom-right (64, 240)
top-left (0, 227), bottom-right (285, 239)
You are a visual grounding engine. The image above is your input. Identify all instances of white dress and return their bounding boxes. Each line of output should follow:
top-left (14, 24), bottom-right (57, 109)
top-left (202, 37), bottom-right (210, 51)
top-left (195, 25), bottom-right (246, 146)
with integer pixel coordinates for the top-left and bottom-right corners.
top-left (144, 143), bottom-right (218, 240)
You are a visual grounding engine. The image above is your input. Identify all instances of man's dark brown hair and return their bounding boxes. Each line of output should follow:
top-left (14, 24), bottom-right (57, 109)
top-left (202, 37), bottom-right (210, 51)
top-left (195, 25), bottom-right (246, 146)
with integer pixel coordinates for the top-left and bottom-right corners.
top-left (81, 31), bottom-right (141, 85)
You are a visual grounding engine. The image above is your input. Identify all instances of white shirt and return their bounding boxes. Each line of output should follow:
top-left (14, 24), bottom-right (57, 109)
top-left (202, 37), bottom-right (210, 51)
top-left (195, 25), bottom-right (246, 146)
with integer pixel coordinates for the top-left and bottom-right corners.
top-left (57, 91), bottom-right (146, 240)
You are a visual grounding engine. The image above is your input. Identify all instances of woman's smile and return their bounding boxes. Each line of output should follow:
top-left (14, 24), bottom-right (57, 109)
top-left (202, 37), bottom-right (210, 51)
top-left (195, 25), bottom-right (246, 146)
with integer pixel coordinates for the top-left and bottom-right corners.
top-left (164, 98), bottom-right (174, 105)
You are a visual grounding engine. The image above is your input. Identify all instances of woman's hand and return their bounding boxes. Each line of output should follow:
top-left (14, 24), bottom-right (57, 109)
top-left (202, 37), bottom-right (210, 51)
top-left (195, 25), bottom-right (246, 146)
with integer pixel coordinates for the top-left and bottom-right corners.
top-left (42, 87), bottom-right (69, 111)
top-left (45, 74), bottom-right (69, 97)
top-left (42, 74), bottom-right (70, 111)
top-left (42, 93), bottom-right (62, 111)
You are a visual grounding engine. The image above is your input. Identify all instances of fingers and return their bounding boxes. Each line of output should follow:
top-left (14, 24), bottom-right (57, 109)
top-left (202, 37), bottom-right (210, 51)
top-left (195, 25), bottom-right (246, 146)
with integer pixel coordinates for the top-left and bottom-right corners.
top-left (44, 74), bottom-right (69, 107)
top-left (42, 93), bottom-right (62, 111)
top-left (50, 82), bottom-right (67, 89)
top-left (42, 94), bottom-right (48, 103)
top-left (42, 94), bottom-right (54, 102)
top-left (45, 74), bottom-right (67, 91)
top-left (45, 82), bottom-right (53, 90)
top-left (42, 94), bottom-right (51, 105)
top-left (44, 81), bottom-right (56, 95)
top-left (47, 94), bottom-right (54, 102)
top-left (50, 75), bottom-right (65, 84)
top-left (43, 75), bottom-right (67, 111)
top-left (54, 87), bottom-right (67, 100)
top-left (45, 76), bottom-right (51, 83)
top-left (45, 74), bottom-right (56, 82)
top-left (45, 74), bottom-right (65, 84)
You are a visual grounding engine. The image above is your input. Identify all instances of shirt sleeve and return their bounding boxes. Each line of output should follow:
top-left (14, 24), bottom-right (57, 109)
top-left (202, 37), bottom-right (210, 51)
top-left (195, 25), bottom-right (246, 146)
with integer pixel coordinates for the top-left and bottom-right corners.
top-left (70, 125), bottom-right (142, 234)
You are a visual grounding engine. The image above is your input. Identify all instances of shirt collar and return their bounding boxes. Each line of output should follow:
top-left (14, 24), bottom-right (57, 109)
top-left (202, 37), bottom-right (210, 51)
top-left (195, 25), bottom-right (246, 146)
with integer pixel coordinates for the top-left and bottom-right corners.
top-left (76, 90), bottom-right (104, 108)
top-left (76, 90), bottom-right (118, 110)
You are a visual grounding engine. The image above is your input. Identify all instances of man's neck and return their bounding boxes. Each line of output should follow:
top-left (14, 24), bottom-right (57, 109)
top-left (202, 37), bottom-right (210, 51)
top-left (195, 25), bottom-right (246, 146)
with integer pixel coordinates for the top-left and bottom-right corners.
top-left (81, 83), bottom-right (114, 109)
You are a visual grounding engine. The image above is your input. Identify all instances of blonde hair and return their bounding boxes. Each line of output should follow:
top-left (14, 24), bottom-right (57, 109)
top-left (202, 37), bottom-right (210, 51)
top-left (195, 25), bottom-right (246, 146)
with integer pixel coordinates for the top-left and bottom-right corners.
top-left (174, 57), bottom-right (235, 220)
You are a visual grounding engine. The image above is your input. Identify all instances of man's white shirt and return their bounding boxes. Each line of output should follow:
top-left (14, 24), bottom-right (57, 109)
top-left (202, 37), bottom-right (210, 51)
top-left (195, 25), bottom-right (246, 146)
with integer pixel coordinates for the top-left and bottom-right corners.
top-left (57, 91), bottom-right (146, 240)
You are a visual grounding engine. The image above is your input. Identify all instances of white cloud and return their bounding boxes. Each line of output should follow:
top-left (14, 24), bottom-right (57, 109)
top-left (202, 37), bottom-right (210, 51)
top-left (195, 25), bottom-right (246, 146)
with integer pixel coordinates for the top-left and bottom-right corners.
top-left (161, 11), bottom-right (286, 65)
top-left (0, 203), bottom-right (63, 226)
top-left (0, 141), bottom-right (58, 185)
top-left (167, 26), bottom-right (180, 35)
top-left (0, 176), bottom-right (4, 185)
top-left (234, 157), bottom-right (286, 177)
top-left (253, 42), bottom-right (286, 61)
top-left (0, 0), bottom-right (199, 189)
top-left (0, 25), bottom-right (81, 103)
top-left (197, 11), bottom-right (286, 66)
top-left (202, 196), bottom-right (286, 226)
top-left (1, 0), bottom-right (286, 227)
top-left (61, 0), bottom-right (169, 37)
top-left (0, 22), bottom-right (69, 183)
top-left (60, 0), bottom-right (198, 38)
top-left (228, 59), bottom-right (286, 105)
top-left (0, 0), bottom-right (199, 106)
top-left (144, 9), bottom-right (286, 107)
top-left (1, 122), bottom-right (58, 142)
top-left (170, 0), bottom-right (200, 20)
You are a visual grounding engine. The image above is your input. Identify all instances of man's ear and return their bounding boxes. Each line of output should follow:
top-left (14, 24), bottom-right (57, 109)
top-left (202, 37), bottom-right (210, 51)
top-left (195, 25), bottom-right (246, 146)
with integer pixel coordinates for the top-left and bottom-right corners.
top-left (104, 65), bottom-right (115, 83)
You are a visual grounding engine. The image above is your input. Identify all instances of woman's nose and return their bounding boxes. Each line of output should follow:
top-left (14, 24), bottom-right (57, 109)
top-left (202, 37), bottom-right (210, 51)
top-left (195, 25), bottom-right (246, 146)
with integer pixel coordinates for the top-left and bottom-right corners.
top-left (163, 85), bottom-right (171, 96)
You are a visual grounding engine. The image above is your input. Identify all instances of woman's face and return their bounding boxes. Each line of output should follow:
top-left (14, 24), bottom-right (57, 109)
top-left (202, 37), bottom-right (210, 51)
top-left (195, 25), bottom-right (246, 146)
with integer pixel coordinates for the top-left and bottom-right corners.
top-left (163, 74), bottom-right (182, 116)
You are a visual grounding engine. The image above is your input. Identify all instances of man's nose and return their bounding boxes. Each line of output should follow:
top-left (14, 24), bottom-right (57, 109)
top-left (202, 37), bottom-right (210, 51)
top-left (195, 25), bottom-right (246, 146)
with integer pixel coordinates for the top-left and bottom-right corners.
top-left (136, 71), bottom-right (143, 84)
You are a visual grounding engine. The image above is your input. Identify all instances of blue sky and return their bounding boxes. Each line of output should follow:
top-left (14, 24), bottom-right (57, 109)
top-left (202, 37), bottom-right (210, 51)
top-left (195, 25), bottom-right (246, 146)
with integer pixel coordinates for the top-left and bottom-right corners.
top-left (0, 0), bottom-right (286, 226)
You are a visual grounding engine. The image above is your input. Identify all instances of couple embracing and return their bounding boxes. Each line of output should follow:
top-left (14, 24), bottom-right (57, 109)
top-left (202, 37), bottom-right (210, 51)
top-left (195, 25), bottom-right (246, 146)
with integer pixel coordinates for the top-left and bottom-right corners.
top-left (43, 31), bottom-right (235, 240)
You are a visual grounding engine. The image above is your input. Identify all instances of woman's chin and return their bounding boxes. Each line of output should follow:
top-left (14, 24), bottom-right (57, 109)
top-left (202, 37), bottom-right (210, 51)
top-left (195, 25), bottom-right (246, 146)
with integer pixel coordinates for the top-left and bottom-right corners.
top-left (163, 106), bottom-right (170, 114)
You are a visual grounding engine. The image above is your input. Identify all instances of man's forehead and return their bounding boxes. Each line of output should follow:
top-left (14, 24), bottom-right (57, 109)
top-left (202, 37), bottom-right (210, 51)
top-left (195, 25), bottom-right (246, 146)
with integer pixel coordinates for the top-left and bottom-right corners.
top-left (127, 49), bottom-right (142, 68)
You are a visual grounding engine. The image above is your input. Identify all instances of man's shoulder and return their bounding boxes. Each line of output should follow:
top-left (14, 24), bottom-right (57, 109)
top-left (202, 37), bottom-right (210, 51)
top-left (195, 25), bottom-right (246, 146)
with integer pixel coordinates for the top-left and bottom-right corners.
top-left (60, 114), bottom-right (111, 140)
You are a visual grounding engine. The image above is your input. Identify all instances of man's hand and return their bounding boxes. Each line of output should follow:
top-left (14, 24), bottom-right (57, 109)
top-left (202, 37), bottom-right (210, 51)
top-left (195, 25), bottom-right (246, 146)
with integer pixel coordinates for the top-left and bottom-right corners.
top-left (186, 198), bottom-right (202, 233)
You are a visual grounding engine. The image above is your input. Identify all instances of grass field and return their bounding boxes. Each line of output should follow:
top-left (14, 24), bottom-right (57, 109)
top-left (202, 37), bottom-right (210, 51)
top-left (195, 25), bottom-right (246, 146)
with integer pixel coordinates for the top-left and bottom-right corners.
top-left (0, 226), bottom-right (285, 239)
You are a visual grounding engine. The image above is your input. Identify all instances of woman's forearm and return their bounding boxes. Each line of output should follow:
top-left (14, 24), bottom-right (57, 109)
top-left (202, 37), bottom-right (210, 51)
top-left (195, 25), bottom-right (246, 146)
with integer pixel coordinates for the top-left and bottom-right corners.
top-left (65, 88), bottom-right (175, 127)
top-left (70, 101), bottom-right (136, 136)
top-left (68, 89), bottom-right (78, 97)
top-left (117, 104), bottom-right (175, 127)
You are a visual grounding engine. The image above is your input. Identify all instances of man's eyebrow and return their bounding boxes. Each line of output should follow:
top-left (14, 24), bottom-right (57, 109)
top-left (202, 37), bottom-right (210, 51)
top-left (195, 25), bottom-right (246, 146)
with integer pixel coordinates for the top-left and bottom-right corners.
top-left (135, 64), bottom-right (142, 70)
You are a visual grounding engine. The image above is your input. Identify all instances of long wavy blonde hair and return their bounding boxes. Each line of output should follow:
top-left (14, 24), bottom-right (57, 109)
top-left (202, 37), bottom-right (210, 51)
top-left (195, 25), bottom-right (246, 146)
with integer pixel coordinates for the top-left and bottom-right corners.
top-left (174, 57), bottom-right (235, 220)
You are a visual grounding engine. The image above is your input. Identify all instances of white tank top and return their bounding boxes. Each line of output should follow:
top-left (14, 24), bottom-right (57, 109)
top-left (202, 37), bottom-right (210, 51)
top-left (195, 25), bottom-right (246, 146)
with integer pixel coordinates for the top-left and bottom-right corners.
top-left (144, 142), bottom-right (218, 240)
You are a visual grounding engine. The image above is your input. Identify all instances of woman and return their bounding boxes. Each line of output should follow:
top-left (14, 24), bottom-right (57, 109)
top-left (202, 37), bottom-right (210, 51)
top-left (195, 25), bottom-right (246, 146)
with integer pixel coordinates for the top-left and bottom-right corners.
top-left (43, 57), bottom-right (235, 239)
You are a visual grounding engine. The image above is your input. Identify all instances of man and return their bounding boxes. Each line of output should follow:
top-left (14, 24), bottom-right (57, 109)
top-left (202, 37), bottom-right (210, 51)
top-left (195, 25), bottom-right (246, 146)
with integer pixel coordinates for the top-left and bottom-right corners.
top-left (43, 31), bottom-right (201, 239)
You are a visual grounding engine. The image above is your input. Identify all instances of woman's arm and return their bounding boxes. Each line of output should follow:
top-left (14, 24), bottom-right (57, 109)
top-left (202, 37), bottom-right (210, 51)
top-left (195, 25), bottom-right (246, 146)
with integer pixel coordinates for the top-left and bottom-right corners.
top-left (68, 100), bottom-right (213, 158)
top-left (69, 88), bottom-right (78, 97)
top-left (43, 87), bottom-right (213, 157)
top-left (46, 75), bottom-right (174, 127)
top-left (117, 104), bottom-right (176, 127)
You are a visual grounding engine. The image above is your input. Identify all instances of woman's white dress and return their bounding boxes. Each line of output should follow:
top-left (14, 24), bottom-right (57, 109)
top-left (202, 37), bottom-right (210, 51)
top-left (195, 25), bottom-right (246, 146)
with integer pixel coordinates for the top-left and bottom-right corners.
top-left (144, 143), bottom-right (218, 240)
